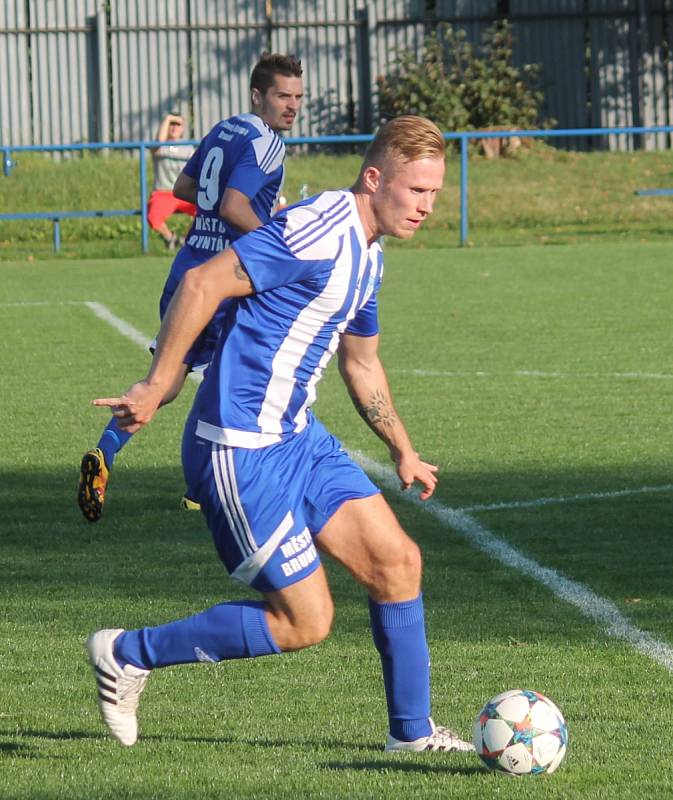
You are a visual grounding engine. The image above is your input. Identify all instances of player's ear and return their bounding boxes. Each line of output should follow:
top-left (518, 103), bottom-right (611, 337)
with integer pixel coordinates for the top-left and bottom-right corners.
top-left (251, 88), bottom-right (262, 108)
top-left (362, 165), bottom-right (382, 194)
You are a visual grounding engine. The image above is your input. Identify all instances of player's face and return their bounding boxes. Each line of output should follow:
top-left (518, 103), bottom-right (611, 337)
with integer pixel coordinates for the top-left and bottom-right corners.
top-left (372, 156), bottom-right (445, 240)
top-left (254, 75), bottom-right (304, 132)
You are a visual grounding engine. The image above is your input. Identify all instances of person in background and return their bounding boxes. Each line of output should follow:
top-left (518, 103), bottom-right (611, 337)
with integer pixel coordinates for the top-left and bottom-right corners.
top-left (78, 54), bottom-right (304, 522)
top-left (148, 112), bottom-right (196, 250)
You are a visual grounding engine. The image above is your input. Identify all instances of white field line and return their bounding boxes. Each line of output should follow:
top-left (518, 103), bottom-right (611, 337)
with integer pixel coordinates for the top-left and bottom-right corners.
top-left (84, 301), bottom-right (201, 383)
top-left (352, 450), bottom-right (673, 674)
top-left (84, 301), bottom-right (152, 350)
top-left (0, 300), bottom-right (93, 308)
top-left (0, 301), bottom-right (53, 307)
top-left (392, 368), bottom-right (673, 381)
top-left (457, 483), bottom-right (673, 513)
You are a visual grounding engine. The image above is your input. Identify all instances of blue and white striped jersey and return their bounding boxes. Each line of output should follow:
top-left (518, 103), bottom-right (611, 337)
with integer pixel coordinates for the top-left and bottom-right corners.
top-left (193, 190), bottom-right (384, 449)
top-left (182, 112), bottom-right (285, 257)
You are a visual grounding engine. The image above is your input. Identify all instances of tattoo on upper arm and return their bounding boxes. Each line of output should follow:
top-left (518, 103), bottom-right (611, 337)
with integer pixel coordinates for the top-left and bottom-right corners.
top-left (233, 259), bottom-right (252, 287)
top-left (356, 388), bottom-right (397, 431)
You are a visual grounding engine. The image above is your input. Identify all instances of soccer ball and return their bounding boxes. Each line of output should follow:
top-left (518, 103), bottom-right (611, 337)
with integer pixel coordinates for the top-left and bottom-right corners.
top-left (473, 689), bottom-right (568, 776)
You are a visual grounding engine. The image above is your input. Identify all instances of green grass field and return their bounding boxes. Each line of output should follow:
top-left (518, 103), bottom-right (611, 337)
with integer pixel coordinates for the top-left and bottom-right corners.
top-left (2, 242), bottom-right (673, 798)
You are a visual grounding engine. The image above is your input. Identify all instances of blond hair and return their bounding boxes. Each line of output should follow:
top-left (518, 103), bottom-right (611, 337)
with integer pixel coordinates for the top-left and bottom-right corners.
top-left (362, 116), bottom-right (445, 169)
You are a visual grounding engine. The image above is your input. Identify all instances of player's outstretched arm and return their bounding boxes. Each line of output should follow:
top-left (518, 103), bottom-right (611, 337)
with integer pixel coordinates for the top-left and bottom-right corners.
top-left (337, 332), bottom-right (438, 500)
top-left (93, 249), bottom-right (254, 431)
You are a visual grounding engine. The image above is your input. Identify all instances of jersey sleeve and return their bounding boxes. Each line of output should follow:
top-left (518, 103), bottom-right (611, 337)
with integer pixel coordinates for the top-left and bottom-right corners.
top-left (227, 136), bottom-right (284, 199)
top-left (232, 216), bottom-right (330, 291)
top-left (345, 293), bottom-right (379, 337)
top-left (183, 138), bottom-right (204, 178)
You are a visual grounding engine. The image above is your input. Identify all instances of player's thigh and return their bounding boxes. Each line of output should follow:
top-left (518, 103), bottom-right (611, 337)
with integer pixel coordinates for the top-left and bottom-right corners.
top-left (299, 419), bottom-right (421, 598)
top-left (316, 493), bottom-right (422, 601)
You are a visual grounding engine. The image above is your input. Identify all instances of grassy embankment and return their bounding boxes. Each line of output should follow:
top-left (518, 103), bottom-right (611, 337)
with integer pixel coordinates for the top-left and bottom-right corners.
top-left (1, 143), bottom-right (672, 260)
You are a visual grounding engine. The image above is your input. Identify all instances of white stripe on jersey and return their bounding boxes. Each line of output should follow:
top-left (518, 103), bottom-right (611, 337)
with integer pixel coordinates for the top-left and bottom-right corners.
top-left (259, 135), bottom-right (284, 173)
top-left (291, 240), bottom-right (383, 430)
top-left (256, 228), bottom-right (372, 434)
top-left (285, 195), bottom-right (350, 254)
top-left (292, 328), bottom-right (341, 428)
top-left (211, 445), bottom-right (257, 557)
top-left (242, 112), bottom-right (285, 174)
top-left (232, 511), bottom-right (297, 586)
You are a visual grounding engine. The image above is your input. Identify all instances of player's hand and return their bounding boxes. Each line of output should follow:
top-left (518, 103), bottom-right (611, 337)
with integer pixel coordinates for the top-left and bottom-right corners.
top-left (393, 450), bottom-right (439, 501)
top-left (93, 380), bottom-right (164, 433)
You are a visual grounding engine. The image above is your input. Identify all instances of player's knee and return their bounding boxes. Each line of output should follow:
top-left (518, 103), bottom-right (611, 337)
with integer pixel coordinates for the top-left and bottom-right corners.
top-left (301, 610), bottom-right (333, 647)
top-left (402, 537), bottom-right (423, 579)
top-left (371, 535), bottom-right (423, 594)
top-left (280, 599), bottom-right (334, 650)
top-left (394, 536), bottom-right (423, 582)
top-left (267, 590), bottom-right (334, 651)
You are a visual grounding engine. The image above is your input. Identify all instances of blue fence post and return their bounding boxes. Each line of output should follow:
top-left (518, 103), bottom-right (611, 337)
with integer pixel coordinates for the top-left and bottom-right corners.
top-left (3, 148), bottom-right (12, 177)
top-left (139, 143), bottom-right (149, 253)
top-left (459, 135), bottom-right (469, 247)
top-left (53, 219), bottom-right (61, 252)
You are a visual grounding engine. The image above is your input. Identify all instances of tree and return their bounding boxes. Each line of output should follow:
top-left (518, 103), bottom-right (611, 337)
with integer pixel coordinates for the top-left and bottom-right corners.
top-left (377, 21), bottom-right (550, 135)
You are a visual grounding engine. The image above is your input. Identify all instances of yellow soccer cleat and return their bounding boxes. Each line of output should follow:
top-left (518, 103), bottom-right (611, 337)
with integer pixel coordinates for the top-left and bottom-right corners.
top-left (78, 448), bottom-right (110, 522)
top-left (180, 495), bottom-right (201, 511)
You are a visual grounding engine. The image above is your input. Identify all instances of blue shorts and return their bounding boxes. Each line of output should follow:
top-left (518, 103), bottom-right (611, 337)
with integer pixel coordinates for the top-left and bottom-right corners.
top-left (155, 245), bottom-right (232, 371)
top-left (182, 414), bottom-right (380, 593)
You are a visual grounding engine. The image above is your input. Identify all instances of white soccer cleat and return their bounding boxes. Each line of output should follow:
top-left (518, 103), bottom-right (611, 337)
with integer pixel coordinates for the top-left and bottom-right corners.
top-left (385, 718), bottom-right (475, 753)
top-left (86, 628), bottom-right (150, 746)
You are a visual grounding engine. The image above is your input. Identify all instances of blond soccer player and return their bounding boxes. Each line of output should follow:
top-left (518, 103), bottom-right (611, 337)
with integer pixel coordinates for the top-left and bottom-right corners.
top-left (87, 116), bottom-right (473, 755)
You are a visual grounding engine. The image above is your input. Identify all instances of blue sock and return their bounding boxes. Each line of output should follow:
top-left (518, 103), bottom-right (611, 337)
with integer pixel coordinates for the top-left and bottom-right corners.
top-left (369, 594), bottom-right (432, 741)
top-left (97, 417), bottom-right (133, 468)
top-left (114, 600), bottom-right (281, 669)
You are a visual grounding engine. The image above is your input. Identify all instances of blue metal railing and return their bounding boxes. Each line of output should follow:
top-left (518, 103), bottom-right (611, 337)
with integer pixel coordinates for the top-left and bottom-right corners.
top-left (2, 125), bottom-right (673, 250)
top-left (0, 209), bottom-right (141, 252)
top-left (443, 125), bottom-right (673, 245)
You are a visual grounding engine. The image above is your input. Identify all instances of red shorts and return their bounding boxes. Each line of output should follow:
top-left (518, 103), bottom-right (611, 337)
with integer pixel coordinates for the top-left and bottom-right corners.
top-left (147, 190), bottom-right (196, 230)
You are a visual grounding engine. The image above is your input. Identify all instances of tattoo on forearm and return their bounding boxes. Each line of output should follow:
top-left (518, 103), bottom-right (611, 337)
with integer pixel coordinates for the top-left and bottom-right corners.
top-left (355, 389), bottom-right (397, 432)
top-left (233, 259), bottom-right (251, 285)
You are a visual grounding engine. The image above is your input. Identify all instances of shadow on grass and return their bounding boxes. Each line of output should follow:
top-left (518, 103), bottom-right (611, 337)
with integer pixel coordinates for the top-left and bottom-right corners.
top-left (11, 727), bottom-right (385, 756)
top-left (8, 728), bottom-right (484, 776)
top-left (321, 759), bottom-right (483, 776)
top-left (0, 741), bottom-right (38, 758)
top-left (0, 731), bottom-right (485, 779)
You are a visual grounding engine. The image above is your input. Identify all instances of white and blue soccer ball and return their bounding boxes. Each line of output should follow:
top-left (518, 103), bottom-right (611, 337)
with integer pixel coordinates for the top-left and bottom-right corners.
top-left (473, 689), bottom-right (568, 776)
